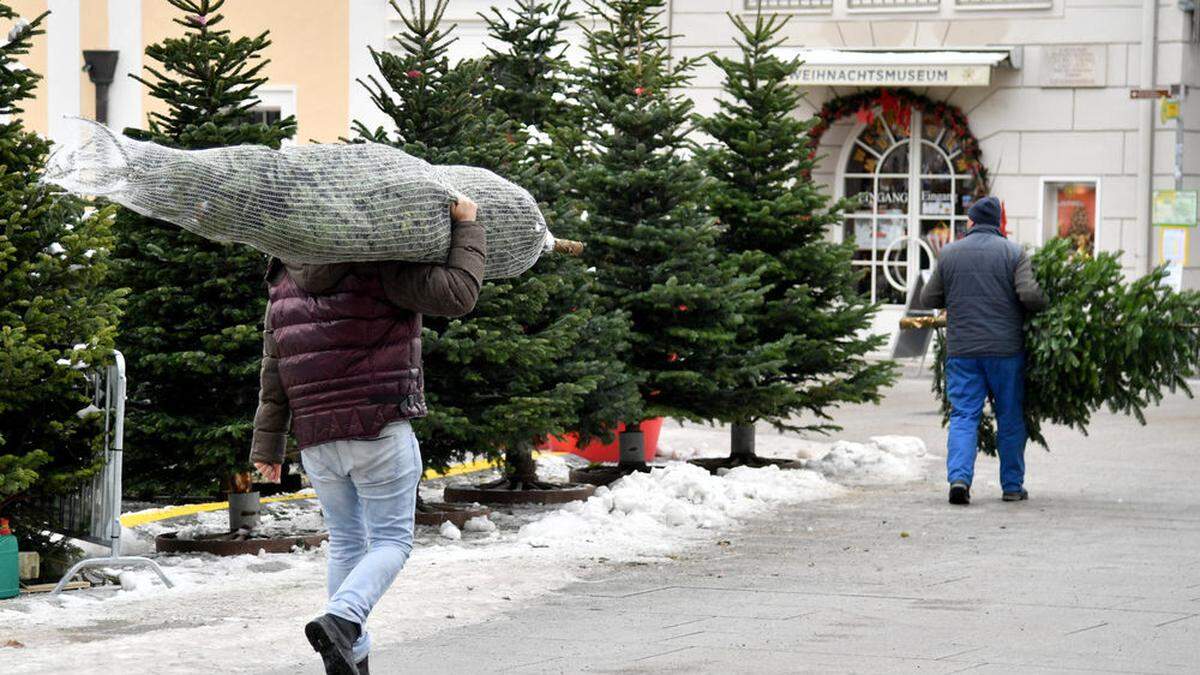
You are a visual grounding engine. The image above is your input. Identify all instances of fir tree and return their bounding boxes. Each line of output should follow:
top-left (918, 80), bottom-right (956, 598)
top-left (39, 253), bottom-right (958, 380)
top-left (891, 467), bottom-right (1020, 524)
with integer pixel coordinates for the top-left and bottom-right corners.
top-left (358, 0), bottom-right (639, 495)
top-left (0, 6), bottom-right (124, 550)
top-left (694, 13), bottom-right (896, 469)
top-left (469, 0), bottom-right (642, 493)
top-left (115, 0), bottom-right (295, 496)
top-left (481, 0), bottom-right (579, 132)
top-left (568, 0), bottom-right (771, 478)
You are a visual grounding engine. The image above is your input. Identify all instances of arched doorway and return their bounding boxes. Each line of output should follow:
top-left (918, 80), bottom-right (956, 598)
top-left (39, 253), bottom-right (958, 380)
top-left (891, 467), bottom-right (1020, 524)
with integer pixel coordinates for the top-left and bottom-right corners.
top-left (838, 108), bottom-right (981, 305)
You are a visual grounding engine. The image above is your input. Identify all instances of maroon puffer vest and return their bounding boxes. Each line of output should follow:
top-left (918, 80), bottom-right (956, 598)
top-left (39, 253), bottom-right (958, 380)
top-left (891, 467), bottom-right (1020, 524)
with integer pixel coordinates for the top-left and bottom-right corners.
top-left (267, 264), bottom-right (426, 449)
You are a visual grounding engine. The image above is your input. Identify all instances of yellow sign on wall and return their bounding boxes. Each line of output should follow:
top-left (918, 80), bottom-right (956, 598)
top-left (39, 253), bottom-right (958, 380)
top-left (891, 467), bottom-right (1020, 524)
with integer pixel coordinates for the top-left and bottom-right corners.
top-left (1160, 98), bottom-right (1180, 124)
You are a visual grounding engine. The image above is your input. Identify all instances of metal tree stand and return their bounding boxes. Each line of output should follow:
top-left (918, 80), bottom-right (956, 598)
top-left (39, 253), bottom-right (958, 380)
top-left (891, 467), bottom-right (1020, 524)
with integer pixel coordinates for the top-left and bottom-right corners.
top-left (442, 444), bottom-right (595, 505)
top-left (52, 351), bottom-right (173, 594)
top-left (689, 423), bottom-right (804, 473)
top-left (568, 428), bottom-right (654, 487)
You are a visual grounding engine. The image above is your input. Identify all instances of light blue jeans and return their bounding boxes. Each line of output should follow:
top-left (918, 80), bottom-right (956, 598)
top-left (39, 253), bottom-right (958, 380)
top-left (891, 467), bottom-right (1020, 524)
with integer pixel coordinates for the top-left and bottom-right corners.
top-left (301, 420), bottom-right (422, 663)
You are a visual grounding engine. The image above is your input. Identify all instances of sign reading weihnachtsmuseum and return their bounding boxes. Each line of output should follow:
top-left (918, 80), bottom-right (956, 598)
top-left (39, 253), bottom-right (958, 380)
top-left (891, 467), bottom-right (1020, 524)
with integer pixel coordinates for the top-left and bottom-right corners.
top-left (791, 65), bottom-right (991, 87)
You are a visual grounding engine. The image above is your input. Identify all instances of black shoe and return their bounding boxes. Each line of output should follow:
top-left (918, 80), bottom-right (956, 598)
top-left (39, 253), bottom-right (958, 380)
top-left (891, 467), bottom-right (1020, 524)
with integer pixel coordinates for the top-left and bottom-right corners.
top-left (357, 656), bottom-right (369, 675)
top-left (948, 482), bottom-right (970, 505)
top-left (304, 614), bottom-right (361, 675)
top-left (1002, 489), bottom-right (1029, 502)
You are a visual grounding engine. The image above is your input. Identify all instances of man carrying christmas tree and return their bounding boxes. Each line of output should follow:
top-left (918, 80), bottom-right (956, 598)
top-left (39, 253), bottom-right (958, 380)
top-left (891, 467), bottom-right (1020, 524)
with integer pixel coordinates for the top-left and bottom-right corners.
top-left (250, 198), bottom-right (484, 675)
top-left (921, 196), bottom-right (1047, 506)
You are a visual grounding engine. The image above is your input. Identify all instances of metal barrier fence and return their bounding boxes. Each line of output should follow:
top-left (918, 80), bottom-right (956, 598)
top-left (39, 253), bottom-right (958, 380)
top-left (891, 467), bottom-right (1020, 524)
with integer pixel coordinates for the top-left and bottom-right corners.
top-left (51, 351), bottom-right (173, 594)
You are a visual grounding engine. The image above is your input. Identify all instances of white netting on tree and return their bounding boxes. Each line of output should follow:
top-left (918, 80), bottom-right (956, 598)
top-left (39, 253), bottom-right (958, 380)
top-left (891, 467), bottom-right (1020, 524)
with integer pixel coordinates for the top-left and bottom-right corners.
top-left (42, 120), bottom-right (555, 279)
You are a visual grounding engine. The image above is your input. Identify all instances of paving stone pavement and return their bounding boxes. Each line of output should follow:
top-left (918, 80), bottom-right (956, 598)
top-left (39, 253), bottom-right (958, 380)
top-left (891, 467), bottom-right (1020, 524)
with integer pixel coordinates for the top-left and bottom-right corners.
top-left (373, 377), bottom-right (1199, 674)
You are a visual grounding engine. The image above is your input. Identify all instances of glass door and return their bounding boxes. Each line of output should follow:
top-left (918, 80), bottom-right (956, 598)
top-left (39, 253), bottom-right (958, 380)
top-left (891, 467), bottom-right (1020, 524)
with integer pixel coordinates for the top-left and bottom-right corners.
top-left (842, 110), bottom-right (978, 305)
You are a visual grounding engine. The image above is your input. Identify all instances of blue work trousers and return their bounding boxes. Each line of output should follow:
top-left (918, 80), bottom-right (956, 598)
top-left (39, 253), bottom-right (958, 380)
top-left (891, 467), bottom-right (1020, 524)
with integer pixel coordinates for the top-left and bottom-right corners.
top-left (945, 355), bottom-right (1027, 493)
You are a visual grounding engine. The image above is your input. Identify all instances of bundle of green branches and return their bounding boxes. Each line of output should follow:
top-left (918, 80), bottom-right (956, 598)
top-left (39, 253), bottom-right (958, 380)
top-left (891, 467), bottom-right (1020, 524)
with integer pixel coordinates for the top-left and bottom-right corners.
top-left (933, 237), bottom-right (1200, 454)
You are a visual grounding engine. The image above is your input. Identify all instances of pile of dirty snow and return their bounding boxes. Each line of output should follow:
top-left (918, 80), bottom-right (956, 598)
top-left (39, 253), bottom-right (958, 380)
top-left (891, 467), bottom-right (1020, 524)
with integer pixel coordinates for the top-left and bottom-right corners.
top-left (518, 463), bottom-right (842, 556)
top-left (805, 435), bottom-right (929, 485)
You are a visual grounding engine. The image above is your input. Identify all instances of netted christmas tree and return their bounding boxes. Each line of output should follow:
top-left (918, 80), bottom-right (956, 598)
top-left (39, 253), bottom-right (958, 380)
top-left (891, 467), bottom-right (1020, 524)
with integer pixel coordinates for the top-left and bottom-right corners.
top-left (114, 0), bottom-right (295, 496)
top-left (932, 238), bottom-right (1200, 454)
top-left (358, 0), bottom-right (639, 501)
top-left (567, 0), bottom-right (772, 482)
top-left (0, 6), bottom-right (124, 552)
top-left (693, 12), bottom-right (896, 470)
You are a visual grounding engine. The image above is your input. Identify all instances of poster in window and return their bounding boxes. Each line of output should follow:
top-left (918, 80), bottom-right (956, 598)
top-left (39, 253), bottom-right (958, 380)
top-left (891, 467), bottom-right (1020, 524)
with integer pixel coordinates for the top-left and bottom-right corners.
top-left (1055, 183), bottom-right (1096, 254)
top-left (853, 219), bottom-right (905, 252)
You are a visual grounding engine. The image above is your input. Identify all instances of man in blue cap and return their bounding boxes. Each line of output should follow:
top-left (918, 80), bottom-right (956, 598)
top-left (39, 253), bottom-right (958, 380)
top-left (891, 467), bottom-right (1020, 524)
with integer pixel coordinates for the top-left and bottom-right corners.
top-left (921, 196), bottom-right (1047, 505)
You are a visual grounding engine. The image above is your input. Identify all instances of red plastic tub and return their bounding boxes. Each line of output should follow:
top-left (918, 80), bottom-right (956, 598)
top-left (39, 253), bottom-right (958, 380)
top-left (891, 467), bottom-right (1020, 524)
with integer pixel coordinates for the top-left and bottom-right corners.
top-left (540, 418), bottom-right (664, 464)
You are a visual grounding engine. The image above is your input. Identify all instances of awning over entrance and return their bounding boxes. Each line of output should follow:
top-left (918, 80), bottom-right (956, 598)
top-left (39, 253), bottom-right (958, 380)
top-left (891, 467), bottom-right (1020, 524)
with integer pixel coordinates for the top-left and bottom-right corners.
top-left (782, 48), bottom-right (1018, 88)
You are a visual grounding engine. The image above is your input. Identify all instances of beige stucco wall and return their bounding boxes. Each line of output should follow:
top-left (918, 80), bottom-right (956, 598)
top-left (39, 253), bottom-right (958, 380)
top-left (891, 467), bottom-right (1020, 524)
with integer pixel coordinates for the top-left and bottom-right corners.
top-left (7, 0), bottom-right (48, 134)
top-left (140, 0), bottom-right (349, 144)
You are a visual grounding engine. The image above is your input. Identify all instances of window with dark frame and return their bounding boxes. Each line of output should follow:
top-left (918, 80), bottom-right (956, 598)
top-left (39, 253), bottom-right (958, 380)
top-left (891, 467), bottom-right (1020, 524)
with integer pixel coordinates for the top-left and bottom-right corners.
top-left (243, 107), bottom-right (283, 126)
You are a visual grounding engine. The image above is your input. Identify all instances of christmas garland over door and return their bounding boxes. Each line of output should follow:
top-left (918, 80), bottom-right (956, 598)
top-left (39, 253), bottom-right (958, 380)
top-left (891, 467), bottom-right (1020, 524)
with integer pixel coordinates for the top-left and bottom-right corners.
top-left (805, 87), bottom-right (990, 199)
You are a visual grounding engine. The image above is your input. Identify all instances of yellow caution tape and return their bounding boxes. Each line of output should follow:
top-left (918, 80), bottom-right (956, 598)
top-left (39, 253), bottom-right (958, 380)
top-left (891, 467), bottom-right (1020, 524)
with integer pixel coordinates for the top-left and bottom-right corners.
top-left (119, 451), bottom-right (553, 528)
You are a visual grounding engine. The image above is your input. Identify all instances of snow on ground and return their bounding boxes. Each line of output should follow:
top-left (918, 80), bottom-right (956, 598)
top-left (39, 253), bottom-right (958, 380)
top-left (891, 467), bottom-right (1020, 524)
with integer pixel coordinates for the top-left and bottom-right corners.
top-left (654, 422), bottom-right (837, 463)
top-left (0, 424), bottom-right (930, 674)
top-left (806, 436), bottom-right (931, 485)
top-left (655, 422), bottom-right (931, 485)
top-left (520, 464), bottom-right (841, 557)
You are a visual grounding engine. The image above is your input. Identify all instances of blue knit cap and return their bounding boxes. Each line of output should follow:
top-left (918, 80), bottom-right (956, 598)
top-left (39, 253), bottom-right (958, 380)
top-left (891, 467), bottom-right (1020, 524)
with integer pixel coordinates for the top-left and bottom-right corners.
top-left (967, 196), bottom-right (1002, 228)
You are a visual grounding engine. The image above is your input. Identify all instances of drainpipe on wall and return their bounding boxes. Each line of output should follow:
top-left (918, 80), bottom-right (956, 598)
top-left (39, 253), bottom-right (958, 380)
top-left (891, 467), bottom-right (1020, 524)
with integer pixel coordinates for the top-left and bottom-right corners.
top-left (1136, 0), bottom-right (1158, 274)
top-left (82, 50), bottom-right (119, 125)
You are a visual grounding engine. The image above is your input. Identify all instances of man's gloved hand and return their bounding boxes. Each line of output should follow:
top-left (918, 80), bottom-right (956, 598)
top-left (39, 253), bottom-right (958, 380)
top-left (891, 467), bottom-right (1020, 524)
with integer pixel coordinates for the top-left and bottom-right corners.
top-left (450, 196), bottom-right (477, 223)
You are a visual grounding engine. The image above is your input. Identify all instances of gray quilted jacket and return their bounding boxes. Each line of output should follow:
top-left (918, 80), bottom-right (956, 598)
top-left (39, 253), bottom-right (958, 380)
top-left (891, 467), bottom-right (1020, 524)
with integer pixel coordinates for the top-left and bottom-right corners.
top-left (920, 224), bottom-right (1047, 357)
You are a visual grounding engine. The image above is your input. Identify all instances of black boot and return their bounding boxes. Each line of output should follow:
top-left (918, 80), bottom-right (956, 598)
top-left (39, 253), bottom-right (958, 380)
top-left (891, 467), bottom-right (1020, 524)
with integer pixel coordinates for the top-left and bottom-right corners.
top-left (304, 614), bottom-right (361, 675)
top-left (356, 656), bottom-right (369, 675)
top-left (948, 482), bottom-right (970, 505)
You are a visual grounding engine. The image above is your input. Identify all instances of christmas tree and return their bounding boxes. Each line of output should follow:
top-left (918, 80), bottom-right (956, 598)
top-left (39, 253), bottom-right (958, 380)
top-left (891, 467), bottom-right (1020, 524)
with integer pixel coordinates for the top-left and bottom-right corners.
top-left (114, 0), bottom-right (295, 496)
top-left (453, 0), bottom-right (642, 497)
top-left (358, 0), bottom-right (639, 499)
top-left (932, 238), bottom-right (1200, 455)
top-left (480, 0), bottom-right (580, 132)
top-left (694, 12), bottom-right (896, 470)
top-left (568, 0), bottom-right (771, 481)
top-left (0, 6), bottom-right (124, 551)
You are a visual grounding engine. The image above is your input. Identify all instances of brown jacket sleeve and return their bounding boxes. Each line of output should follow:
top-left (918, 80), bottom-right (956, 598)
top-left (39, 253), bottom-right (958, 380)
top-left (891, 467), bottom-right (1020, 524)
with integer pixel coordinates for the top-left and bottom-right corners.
top-left (379, 221), bottom-right (486, 317)
top-left (249, 300), bottom-right (290, 465)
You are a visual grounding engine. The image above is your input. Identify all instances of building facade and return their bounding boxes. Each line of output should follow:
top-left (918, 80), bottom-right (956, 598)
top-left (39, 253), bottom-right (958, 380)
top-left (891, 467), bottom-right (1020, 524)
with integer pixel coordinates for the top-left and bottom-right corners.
top-left (12, 0), bottom-right (1200, 335)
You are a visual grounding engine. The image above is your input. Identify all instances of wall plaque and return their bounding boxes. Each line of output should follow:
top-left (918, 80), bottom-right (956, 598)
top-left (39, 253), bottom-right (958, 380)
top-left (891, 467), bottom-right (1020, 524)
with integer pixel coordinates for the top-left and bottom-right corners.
top-left (1039, 45), bottom-right (1106, 88)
